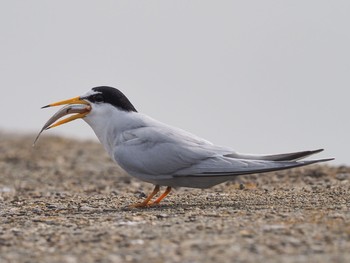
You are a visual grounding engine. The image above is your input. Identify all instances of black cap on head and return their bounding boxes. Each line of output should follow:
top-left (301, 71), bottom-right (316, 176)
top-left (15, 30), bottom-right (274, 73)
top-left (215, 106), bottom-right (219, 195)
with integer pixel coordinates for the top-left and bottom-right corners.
top-left (88, 86), bottom-right (137, 112)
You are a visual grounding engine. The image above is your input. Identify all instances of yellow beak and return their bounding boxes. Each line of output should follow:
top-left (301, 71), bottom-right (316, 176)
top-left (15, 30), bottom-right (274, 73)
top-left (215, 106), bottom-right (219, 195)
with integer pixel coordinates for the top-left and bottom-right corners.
top-left (41, 96), bottom-right (91, 129)
top-left (33, 96), bottom-right (92, 146)
top-left (42, 96), bottom-right (89, 108)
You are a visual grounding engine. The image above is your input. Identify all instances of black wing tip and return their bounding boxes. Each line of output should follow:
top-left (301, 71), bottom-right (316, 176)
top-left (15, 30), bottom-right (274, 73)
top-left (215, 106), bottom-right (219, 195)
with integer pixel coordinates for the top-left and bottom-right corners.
top-left (303, 157), bottom-right (335, 165)
top-left (316, 157), bottom-right (334, 162)
top-left (312, 149), bottom-right (324, 154)
top-left (288, 148), bottom-right (325, 161)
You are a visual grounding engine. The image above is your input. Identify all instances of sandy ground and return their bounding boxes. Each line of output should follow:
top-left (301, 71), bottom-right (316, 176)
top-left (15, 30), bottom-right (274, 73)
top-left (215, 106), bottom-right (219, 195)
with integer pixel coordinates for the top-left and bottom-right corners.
top-left (0, 132), bottom-right (349, 263)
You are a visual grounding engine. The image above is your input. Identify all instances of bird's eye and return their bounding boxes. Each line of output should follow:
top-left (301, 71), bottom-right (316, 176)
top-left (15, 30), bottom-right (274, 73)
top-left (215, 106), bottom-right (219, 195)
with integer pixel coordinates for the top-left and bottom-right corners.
top-left (92, 94), bottom-right (104, 103)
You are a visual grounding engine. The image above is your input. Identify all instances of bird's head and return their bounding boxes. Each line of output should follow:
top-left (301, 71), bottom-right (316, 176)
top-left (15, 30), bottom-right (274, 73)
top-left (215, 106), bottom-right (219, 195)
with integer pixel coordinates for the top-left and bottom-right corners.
top-left (33, 86), bottom-right (137, 145)
top-left (42, 86), bottom-right (137, 128)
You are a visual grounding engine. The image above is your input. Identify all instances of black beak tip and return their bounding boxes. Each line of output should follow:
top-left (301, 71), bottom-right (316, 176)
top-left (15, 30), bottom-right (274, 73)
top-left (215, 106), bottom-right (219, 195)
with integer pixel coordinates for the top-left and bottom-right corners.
top-left (41, 105), bottom-right (50, 109)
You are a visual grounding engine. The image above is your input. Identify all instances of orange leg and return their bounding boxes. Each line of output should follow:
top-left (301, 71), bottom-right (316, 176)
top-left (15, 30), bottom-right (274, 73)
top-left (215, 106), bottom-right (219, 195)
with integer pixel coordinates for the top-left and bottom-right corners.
top-left (130, 185), bottom-right (160, 208)
top-left (151, 186), bottom-right (172, 205)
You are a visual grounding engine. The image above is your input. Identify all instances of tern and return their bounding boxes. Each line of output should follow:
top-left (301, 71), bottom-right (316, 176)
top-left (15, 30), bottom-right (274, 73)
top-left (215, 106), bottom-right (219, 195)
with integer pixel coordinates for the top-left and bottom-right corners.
top-left (35, 86), bottom-right (333, 207)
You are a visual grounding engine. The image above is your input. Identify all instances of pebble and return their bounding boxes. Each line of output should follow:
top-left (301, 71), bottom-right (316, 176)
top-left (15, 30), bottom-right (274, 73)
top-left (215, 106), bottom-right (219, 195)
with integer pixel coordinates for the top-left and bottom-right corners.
top-left (336, 173), bottom-right (350, 181)
top-left (239, 229), bottom-right (255, 238)
top-left (156, 213), bottom-right (169, 219)
top-left (262, 224), bottom-right (287, 232)
top-left (0, 186), bottom-right (13, 193)
top-left (79, 205), bottom-right (94, 211)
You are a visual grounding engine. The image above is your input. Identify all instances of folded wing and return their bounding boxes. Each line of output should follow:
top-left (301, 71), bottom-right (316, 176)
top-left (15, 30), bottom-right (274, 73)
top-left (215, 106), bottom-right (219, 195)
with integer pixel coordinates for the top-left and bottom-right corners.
top-left (114, 124), bottom-right (333, 188)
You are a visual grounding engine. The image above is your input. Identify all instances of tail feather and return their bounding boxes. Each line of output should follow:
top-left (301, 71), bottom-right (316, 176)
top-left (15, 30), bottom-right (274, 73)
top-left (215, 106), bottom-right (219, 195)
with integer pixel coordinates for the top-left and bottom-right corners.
top-left (189, 157), bottom-right (334, 177)
top-left (225, 149), bottom-right (324, 161)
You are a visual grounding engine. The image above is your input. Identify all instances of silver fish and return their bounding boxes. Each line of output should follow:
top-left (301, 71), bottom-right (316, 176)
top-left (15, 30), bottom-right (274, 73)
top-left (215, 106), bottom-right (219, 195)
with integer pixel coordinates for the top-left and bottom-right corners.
top-left (33, 104), bottom-right (91, 146)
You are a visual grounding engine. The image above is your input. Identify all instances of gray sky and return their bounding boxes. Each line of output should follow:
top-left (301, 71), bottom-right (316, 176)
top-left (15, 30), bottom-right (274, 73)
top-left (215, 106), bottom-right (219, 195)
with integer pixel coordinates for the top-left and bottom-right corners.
top-left (1, 1), bottom-right (349, 165)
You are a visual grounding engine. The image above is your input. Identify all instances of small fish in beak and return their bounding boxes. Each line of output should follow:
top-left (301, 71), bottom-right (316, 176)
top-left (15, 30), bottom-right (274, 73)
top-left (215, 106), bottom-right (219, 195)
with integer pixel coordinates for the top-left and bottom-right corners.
top-left (33, 99), bottom-right (91, 146)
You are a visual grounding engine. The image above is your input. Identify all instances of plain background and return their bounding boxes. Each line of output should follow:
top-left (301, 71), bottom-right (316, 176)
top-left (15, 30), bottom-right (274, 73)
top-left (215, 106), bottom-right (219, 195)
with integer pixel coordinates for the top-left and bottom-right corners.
top-left (0, 1), bottom-right (348, 165)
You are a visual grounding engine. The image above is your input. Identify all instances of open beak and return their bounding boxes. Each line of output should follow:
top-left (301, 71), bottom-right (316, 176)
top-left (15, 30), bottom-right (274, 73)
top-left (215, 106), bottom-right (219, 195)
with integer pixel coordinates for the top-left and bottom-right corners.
top-left (41, 96), bottom-right (91, 128)
top-left (33, 96), bottom-right (91, 146)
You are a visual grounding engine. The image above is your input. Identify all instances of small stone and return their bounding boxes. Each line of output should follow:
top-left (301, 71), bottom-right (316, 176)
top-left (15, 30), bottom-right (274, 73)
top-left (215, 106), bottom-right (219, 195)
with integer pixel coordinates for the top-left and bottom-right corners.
top-left (130, 239), bottom-right (144, 245)
top-left (336, 173), bottom-right (350, 181)
top-left (79, 206), bottom-right (94, 211)
top-left (239, 229), bottom-right (254, 238)
top-left (262, 224), bottom-right (286, 232)
top-left (156, 214), bottom-right (169, 219)
top-left (136, 192), bottom-right (147, 198)
top-left (32, 208), bottom-right (42, 214)
top-left (0, 187), bottom-right (13, 193)
top-left (46, 204), bottom-right (58, 209)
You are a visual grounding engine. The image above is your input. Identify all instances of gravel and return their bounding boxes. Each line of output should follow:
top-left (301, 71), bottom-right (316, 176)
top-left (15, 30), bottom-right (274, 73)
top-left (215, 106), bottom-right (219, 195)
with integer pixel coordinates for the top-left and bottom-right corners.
top-left (0, 132), bottom-right (349, 263)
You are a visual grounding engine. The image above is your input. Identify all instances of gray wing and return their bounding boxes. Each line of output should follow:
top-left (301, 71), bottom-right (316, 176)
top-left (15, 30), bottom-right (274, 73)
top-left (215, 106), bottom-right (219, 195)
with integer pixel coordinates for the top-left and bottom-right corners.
top-left (171, 156), bottom-right (332, 188)
top-left (114, 125), bottom-right (234, 177)
top-left (114, 125), bottom-right (332, 187)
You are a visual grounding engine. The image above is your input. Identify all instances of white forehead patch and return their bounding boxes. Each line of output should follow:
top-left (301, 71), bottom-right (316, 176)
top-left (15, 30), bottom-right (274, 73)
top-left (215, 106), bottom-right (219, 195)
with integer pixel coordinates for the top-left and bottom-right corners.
top-left (80, 89), bottom-right (101, 98)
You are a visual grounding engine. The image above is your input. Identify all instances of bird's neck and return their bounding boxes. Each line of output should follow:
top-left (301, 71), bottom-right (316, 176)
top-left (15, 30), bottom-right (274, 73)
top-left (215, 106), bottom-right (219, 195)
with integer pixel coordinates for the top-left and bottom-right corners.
top-left (83, 107), bottom-right (144, 157)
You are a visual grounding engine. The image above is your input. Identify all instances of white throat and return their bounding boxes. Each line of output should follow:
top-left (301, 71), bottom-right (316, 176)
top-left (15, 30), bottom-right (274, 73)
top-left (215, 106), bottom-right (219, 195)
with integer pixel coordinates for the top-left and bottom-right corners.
top-left (83, 103), bottom-right (141, 157)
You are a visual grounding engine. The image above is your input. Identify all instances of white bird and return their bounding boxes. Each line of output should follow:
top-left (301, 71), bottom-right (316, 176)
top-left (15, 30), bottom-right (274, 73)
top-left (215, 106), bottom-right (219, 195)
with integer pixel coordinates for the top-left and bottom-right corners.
top-left (36, 86), bottom-right (333, 207)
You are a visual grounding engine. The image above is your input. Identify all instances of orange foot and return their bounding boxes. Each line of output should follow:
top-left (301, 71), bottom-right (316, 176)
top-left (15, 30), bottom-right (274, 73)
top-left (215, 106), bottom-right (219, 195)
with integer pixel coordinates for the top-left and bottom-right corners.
top-left (129, 185), bottom-right (172, 208)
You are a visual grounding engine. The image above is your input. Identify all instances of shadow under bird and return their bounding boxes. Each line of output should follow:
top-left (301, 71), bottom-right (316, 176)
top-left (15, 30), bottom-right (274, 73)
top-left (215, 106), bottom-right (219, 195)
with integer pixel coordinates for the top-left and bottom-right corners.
top-left (34, 86), bottom-right (333, 207)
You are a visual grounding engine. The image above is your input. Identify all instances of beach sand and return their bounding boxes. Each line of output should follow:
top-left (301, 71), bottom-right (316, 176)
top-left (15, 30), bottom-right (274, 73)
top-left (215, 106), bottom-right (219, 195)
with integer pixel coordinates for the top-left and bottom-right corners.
top-left (0, 133), bottom-right (349, 262)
